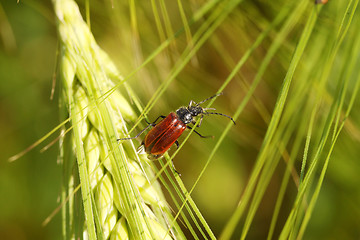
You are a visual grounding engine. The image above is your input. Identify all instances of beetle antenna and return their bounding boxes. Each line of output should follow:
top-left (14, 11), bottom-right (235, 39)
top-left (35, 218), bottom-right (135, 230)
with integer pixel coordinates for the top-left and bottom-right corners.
top-left (204, 112), bottom-right (236, 125)
top-left (196, 92), bottom-right (223, 106)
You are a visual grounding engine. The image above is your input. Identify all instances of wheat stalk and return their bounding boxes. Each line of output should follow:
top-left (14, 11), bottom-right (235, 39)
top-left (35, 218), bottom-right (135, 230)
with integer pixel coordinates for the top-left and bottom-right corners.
top-left (53, 0), bottom-right (184, 239)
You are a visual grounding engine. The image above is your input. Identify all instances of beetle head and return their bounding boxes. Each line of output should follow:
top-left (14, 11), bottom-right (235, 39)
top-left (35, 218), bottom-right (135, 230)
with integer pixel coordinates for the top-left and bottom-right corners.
top-left (188, 105), bottom-right (204, 117)
top-left (176, 93), bottom-right (236, 125)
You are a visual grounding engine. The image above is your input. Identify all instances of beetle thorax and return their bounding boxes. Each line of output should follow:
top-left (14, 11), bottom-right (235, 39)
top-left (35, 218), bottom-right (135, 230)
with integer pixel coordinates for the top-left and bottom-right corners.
top-left (176, 105), bottom-right (204, 124)
top-left (176, 107), bottom-right (193, 124)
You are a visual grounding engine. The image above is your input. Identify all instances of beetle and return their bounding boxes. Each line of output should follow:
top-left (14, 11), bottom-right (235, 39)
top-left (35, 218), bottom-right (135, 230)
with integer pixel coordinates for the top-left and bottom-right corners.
top-left (118, 93), bottom-right (235, 159)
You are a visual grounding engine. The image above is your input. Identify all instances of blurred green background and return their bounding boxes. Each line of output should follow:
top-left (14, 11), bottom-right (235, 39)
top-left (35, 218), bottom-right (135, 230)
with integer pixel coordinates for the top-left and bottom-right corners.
top-left (0, 1), bottom-right (61, 239)
top-left (1, 0), bottom-right (360, 239)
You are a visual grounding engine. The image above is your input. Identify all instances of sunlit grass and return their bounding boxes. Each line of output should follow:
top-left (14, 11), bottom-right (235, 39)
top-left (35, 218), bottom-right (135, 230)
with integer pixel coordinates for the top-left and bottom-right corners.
top-left (54, 0), bottom-right (360, 239)
top-left (6, 0), bottom-right (360, 239)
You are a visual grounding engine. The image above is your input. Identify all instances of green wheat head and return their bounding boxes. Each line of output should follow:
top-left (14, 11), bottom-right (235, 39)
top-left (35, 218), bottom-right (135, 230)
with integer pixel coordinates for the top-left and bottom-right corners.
top-left (50, 0), bottom-right (360, 239)
top-left (54, 0), bottom-right (184, 239)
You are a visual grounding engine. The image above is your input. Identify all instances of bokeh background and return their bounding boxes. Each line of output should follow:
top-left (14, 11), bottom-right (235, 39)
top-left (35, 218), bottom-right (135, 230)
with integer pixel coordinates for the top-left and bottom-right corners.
top-left (1, 0), bottom-right (360, 239)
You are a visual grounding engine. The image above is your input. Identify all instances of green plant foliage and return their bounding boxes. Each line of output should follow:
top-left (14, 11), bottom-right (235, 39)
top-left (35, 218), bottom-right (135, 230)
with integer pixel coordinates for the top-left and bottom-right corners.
top-left (2, 0), bottom-right (360, 239)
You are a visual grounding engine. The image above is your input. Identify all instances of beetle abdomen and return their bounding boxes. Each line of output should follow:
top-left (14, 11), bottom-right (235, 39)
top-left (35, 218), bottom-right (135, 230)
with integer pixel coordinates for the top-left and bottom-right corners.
top-left (143, 112), bottom-right (186, 158)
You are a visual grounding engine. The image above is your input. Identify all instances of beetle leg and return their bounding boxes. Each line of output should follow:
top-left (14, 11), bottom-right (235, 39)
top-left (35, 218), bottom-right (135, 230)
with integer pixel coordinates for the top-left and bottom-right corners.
top-left (191, 114), bottom-right (204, 127)
top-left (203, 107), bottom-right (216, 111)
top-left (198, 114), bottom-right (204, 127)
top-left (118, 115), bottom-right (166, 141)
top-left (117, 123), bottom-right (154, 140)
top-left (171, 161), bottom-right (181, 176)
top-left (145, 115), bottom-right (166, 125)
top-left (187, 126), bottom-right (214, 138)
top-left (175, 140), bottom-right (180, 148)
top-left (188, 100), bottom-right (196, 108)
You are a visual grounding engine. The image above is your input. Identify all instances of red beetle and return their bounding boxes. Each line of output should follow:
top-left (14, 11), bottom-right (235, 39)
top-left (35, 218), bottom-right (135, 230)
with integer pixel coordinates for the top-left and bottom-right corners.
top-left (118, 93), bottom-right (235, 159)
